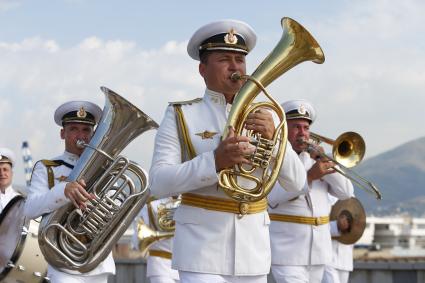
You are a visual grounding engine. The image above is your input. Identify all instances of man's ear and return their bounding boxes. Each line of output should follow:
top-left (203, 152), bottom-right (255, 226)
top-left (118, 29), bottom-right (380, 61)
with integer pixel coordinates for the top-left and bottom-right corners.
top-left (60, 128), bottom-right (65, 140)
top-left (199, 63), bottom-right (205, 78)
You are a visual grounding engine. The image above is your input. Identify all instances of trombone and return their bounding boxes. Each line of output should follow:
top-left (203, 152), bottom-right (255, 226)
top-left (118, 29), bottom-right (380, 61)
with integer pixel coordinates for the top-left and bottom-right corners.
top-left (303, 131), bottom-right (382, 200)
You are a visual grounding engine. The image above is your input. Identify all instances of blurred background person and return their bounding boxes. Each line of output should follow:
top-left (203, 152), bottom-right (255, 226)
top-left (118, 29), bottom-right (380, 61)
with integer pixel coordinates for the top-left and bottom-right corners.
top-left (0, 147), bottom-right (20, 212)
top-left (137, 197), bottom-right (180, 283)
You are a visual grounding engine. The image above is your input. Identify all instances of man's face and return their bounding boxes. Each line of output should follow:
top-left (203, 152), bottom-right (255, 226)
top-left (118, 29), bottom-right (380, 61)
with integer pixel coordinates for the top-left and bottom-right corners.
top-left (199, 51), bottom-right (246, 100)
top-left (61, 122), bottom-right (94, 156)
top-left (287, 119), bottom-right (310, 154)
top-left (0, 163), bottom-right (13, 192)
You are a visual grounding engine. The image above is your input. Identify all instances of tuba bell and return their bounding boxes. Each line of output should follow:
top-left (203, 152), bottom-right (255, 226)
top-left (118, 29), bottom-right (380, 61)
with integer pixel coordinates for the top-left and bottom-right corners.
top-left (218, 17), bottom-right (325, 202)
top-left (38, 86), bottom-right (158, 272)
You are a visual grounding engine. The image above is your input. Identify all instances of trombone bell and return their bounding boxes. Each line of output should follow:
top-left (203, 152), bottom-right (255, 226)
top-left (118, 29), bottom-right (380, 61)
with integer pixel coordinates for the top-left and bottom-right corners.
top-left (308, 131), bottom-right (382, 200)
top-left (333, 132), bottom-right (365, 168)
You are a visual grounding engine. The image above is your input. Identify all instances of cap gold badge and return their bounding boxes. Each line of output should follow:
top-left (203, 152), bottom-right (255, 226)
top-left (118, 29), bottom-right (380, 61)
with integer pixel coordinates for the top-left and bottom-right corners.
top-left (77, 107), bottom-right (87, 118)
top-left (298, 104), bottom-right (306, 115)
top-left (195, 130), bottom-right (218, 140)
top-left (224, 28), bottom-right (238, 45)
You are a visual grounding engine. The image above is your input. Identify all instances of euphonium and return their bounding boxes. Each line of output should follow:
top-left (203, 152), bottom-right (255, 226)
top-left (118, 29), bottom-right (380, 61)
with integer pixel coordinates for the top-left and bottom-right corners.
top-left (38, 86), bottom-right (158, 272)
top-left (218, 17), bottom-right (325, 202)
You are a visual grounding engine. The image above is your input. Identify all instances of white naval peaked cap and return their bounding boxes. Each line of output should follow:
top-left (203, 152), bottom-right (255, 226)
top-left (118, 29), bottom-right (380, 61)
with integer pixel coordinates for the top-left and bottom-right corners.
top-left (54, 100), bottom-right (102, 126)
top-left (281, 99), bottom-right (316, 124)
top-left (0, 147), bottom-right (15, 167)
top-left (187, 19), bottom-right (257, 61)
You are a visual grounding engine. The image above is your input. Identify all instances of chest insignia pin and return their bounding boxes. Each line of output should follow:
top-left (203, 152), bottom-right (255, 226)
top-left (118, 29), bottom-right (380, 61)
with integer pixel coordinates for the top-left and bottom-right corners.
top-left (56, 176), bottom-right (68, 182)
top-left (195, 131), bottom-right (218, 140)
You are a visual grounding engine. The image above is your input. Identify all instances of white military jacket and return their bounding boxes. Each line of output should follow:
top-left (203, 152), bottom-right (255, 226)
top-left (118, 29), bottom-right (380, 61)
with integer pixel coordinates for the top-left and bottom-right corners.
top-left (268, 152), bottom-right (354, 266)
top-left (0, 185), bottom-right (20, 213)
top-left (149, 89), bottom-right (306, 276)
top-left (140, 198), bottom-right (179, 280)
top-left (328, 196), bottom-right (354, 271)
top-left (23, 151), bottom-right (115, 276)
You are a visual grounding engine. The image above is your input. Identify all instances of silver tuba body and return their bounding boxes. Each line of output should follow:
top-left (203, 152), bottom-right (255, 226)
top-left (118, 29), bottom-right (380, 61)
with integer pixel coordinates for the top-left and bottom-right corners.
top-left (38, 86), bottom-right (158, 272)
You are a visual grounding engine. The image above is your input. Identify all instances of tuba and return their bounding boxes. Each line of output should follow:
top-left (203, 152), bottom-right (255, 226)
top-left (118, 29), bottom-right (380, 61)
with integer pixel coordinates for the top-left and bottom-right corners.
top-left (38, 86), bottom-right (158, 272)
top-left (218, 17), bottom-right (325, 202)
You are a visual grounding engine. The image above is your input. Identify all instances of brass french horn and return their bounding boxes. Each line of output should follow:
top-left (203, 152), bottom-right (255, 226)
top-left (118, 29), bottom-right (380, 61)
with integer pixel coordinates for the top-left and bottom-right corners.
top-left (218, 17), bottom-right (325, 203)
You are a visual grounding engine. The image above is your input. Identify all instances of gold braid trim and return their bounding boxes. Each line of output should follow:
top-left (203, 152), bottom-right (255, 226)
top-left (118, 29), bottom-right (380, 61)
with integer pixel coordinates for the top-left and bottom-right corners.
top-left (173, 105), bottom-right (196, 160)
top-left (40, 159), bottom-right (61, 189)
top-left (181, 193), bottom-right (267, 215)
top-left (269, 213), bottom-right (330, 226)
top-left (149, 249), bottom-right (172, 259)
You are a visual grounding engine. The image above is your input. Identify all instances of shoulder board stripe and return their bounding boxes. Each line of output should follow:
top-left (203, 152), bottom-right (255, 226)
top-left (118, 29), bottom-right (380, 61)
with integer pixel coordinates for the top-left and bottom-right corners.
top-left (168, 97), bottom-right (202, 106)
top-left (40, 159), bottom-right (61, 167)
top-left (52, 160), bottom-right (74, 170)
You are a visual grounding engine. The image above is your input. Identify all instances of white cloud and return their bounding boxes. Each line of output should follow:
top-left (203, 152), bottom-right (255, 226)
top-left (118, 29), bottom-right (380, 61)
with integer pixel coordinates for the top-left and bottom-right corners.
top-left (0, 36), bottom-right (202, 185)
top-left (0, 37), bottom-right (60, 52)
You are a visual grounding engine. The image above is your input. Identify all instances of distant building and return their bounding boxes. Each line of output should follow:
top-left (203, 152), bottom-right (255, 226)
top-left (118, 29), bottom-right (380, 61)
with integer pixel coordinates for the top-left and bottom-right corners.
top-left (358, 216), bottom-right (425, 253)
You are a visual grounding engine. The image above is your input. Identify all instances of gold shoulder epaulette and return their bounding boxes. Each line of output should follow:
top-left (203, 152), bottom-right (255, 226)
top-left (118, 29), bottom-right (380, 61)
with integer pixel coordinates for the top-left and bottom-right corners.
top-left (40, 159), bottom-right (61, 167)
top-left (169, 97), bottom-right (202, 106)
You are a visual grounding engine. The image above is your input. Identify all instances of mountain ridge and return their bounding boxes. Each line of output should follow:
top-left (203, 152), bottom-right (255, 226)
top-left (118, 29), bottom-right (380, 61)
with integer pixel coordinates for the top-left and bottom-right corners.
top-left (354, 136), bottom-right (425, 216)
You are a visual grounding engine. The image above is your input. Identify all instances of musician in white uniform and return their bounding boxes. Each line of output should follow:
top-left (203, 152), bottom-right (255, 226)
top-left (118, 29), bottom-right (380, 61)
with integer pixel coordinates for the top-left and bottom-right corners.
top-left (138, 197), bottom-right (180, 283)
top-left (149, 20), bottom-right (307, 283)
top-left (322, 195), bottom-right (354, 283)
top-left (0, 147), bottom-right (20, 212)
top-left (268, 99), bottom-right (354, 283)
top-left (23, 101), bottom-right (115, 283)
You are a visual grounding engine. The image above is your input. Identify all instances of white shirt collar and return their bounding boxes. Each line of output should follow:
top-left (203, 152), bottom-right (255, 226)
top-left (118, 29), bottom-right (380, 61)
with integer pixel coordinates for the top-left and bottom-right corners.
top-left (1, 185), bottom-right (14, 195)
top-left (205, 88), bottom-right (227, 106)
top-left (63, 151), bottom-right (80, 164)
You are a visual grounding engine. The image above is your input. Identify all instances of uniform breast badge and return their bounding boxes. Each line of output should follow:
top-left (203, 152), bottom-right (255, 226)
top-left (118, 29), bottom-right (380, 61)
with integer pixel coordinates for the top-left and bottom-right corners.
top-left (195, 130), bottom-right (218, 140)
top-left (55, 176), bottom-right (68, 182)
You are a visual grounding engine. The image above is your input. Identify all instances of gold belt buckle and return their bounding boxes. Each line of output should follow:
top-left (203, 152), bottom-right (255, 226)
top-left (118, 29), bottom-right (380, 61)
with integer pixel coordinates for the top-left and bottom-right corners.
top-left (314, 217), bottom-right (321, 226)
top-left (239, 202), bottom-right (249, 216)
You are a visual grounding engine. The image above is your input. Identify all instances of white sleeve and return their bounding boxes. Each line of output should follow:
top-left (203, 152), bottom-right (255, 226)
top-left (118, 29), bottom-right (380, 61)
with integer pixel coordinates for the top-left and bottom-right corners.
top-left (276, 143), bottom-right (307, 193)
top-left (267, 181), bottom-right (308, 207)
top-left (322, 167), bottom-right (354, 200)
top-left (23, 161), bottom-right (70, 219)
top-left (330, 220), bottom-right (341, 237)
top-left (149, 106), bottom-right (218, 198)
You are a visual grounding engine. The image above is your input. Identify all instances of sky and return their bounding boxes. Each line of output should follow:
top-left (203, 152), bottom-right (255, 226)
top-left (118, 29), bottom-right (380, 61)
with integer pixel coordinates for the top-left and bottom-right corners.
top-left (1, 0), bottom-right (424, 186)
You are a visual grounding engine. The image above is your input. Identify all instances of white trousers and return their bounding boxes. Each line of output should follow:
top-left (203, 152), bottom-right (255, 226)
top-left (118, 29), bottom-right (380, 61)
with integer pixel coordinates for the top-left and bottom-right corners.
top-left (47, 272), bottom-right (109, 283)
top-left (271, 265), bottom-right (325, 283)
top-left (179, 271), bottom-right (267, 283)
top-left (321, 266), bottom-right (349, 283)
top-left (149, 276), bottom-right (180, 283)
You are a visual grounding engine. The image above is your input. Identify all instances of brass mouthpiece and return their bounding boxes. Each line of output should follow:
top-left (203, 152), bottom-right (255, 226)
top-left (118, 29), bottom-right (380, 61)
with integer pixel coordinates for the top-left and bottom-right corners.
top-left (230, 72), bottom-right (242, 81)
top-left (76, 140), bottom-right (86, 149)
